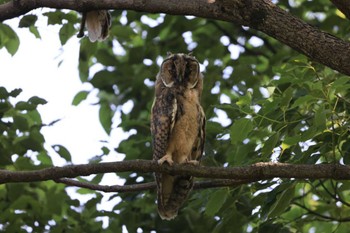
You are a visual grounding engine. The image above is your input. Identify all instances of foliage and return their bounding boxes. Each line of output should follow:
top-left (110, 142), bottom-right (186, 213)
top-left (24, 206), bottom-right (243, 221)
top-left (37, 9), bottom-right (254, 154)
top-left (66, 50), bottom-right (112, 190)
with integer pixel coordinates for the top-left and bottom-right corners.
top-left (1, 1), bottom-right (350, 232)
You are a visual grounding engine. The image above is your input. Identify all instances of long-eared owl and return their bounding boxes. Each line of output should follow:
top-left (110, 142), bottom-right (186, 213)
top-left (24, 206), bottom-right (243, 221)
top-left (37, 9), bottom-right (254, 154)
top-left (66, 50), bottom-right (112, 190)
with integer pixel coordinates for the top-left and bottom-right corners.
top-left (151, 53), bottom-right (206, 220)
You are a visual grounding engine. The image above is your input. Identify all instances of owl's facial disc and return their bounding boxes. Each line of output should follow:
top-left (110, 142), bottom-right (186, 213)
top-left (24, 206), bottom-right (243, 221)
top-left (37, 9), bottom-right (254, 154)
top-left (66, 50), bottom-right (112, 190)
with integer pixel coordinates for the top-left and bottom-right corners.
top-left (160, 59), bottom-right (175, 87)
top-left (161, 78), bottom-right (174, 87)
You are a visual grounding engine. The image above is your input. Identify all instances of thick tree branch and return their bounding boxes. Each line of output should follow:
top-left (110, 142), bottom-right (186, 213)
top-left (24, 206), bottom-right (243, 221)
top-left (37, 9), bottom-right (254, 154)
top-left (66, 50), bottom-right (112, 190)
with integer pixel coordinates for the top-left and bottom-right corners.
top-left (1, 160), bottom-right (350, 185)
top-left (0, 0), bottom-right (350, 75)
top-left (54, 177), bottom-right (257, 192)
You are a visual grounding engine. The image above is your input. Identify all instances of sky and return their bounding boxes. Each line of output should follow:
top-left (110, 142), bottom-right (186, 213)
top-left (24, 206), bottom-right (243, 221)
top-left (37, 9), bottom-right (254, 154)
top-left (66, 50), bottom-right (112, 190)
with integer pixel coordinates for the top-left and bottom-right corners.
top-left (0, 9), bottom-right (124, 227)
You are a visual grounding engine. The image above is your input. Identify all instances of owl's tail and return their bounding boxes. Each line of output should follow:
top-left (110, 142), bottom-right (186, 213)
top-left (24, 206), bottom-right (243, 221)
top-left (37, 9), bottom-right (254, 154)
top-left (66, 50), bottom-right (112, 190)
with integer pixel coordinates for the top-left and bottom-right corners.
top-left (157, 174), bottom-right (193, 220)
top-left (85, 10), bottom-right (111, 42)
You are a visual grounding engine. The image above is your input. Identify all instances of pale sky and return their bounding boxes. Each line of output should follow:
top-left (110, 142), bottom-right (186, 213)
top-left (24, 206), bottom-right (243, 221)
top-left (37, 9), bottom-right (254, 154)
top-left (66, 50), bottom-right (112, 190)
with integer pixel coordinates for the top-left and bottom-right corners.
top-left (0, 9), bottom-right (125, 227)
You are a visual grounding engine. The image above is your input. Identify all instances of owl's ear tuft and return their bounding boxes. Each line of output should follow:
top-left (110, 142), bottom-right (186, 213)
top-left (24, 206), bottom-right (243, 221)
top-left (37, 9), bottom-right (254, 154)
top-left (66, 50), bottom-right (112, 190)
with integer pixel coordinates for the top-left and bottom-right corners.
top-left (167, 51), bottom-right (173, 57)
top-left (188, 51), bottom-right (194, 56)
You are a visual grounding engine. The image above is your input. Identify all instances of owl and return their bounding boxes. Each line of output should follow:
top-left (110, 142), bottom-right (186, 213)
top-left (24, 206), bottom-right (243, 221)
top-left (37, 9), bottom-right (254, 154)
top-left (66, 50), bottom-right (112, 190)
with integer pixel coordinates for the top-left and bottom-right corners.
top-left (83, 10), bottom-right (111, 42)
top-left (151, 53), bottom-right (206, 220)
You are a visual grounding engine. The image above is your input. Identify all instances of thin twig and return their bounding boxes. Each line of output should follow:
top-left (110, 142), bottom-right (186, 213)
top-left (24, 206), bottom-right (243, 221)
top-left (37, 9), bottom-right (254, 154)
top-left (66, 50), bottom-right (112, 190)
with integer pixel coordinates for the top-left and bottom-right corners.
top-left (319, 180), bottom-right (350, 207)
top-left (54, 177), bottom-right (259, 193)
top-left (77, 12), bottom-right (86, 38)
top-left (293, 202), bottom-right (350, 222)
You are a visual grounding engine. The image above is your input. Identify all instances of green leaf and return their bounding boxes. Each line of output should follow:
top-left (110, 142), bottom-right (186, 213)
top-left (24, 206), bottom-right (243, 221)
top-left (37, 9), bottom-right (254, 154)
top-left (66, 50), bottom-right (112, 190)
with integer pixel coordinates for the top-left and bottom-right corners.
top-left (96, 50), bottom-right (117, 66)
top-left (15, 136), bottom-right (43, 152)
top-left (9, 88), bottom-right (22, 98)
top-left (99, 102), bottom-right (113, 134)
top-left (29, 96), bottom-right (47, 106)
top-left (280, 87), bottom-right (294, 111)
top-left (13, 115), bottom-right (29, 131)
top-left (90, 70), bottom-right (116, 91)
top-left (268, 184), bottom-right (295, 218)
top-left (0, 102), bottom-right (11, 113)
top-left (205, 189), bottom-right (228, 217)
top-left (0, 23), bottom-right (20, 55)
top-left (44, 11), bottom-right (63, 25)
top-left (101, 146), bottom-right (110, 155)
top-left (18, 15), bottom-right (38, 27)
top-left (15, 101), bottom-right (35, 111)
top-left (262, 132), bottom-right (280, 158)
top-left (29, 26), bottom-right (41, 39)
top-left (91, 173), bottom-right (104, 184)
top-left (52, 144), bottom-right (72, 162)
top-left (59, 23), bottom-right (76, 45)
top-left (290, 95), bottom-right (315, 109)
top-left (236, 92), bottom-right (252, 107)
top-left (230, 118), bottom-right (254, 144)
top-left (314, 106), bottom-right (326, 131)
top-left (0, 87), bottom-right (9, 99)
top-left (342, 141), bottom-right (350, 165)
top-left (72, 91), bottom-right (89, 106)
top-left (79, 39), bottom-right (98, 82)
top-left (37, 152), bottom-right (53, 165)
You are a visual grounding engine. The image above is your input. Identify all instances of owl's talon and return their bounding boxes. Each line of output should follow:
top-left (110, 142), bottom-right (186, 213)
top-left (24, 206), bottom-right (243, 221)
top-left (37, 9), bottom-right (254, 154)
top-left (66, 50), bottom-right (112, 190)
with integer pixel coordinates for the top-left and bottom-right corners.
top-left (158, 154), bottom-right (174, 166)
top-left (185, 160), bottom-right (200, 166)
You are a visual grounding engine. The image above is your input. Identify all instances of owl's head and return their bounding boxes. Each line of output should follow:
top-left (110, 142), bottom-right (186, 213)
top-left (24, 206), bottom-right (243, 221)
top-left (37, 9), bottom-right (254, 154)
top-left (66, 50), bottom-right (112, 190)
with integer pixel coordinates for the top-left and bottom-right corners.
top-left (159, 53), bottom-right (201, 89)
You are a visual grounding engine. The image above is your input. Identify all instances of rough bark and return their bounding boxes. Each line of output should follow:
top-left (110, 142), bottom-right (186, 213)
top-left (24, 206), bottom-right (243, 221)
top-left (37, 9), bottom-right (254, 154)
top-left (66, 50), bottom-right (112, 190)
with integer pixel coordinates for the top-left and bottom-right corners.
top-left (1, 160), bottom-right (350, 185)
top-left (0, 0), bottom-right (350, 75)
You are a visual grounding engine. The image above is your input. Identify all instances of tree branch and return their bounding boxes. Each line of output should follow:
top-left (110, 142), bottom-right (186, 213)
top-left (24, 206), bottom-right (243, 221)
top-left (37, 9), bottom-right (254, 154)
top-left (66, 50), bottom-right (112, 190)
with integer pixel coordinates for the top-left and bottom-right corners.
top-left (1, 160), bottom-right (350, 185)
top-left (1, 0), bottom-right (350, 75)
top-left (54, 178), bottom-right (156, 193)
top-left (54, 177), bottom-right (258, 192)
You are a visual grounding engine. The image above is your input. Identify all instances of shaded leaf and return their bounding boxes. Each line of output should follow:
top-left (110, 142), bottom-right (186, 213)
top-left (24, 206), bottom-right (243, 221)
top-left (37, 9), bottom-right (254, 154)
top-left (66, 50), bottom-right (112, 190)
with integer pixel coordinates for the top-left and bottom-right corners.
top-left (230, 118), bottom-right (253, 144)
top-left (268, 184), bottom-right (296, 218)
top-left (99, 102), bottom-right (113, 134)
top-left (59, 23), bottom-right (76, 45)
top-left (19, 15), bottom-right (38, 27)
top-left (52, 144), bottom-right (72, 162)
top-left (262, 132), bottom-right (280, 158)
top-left (72, 91), bottom-right (89, 106)
top-left (13, 115), bottom-right (29, 131)
top-left (205, 189), bottom-right (228, 217)
top-left (0, 23), bottom-right (20, 55)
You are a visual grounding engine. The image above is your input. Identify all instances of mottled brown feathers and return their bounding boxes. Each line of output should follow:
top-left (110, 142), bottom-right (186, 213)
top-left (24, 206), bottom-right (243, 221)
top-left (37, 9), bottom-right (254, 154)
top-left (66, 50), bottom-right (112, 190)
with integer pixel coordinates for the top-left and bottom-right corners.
top-left (151, 53), bottom-right (206, 220)
top-left (85, 10), bottom-right (111, 42)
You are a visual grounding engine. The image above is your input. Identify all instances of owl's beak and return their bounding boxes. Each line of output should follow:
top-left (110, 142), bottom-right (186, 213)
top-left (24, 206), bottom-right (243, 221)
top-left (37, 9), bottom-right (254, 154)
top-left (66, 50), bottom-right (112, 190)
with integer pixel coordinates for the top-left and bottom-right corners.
top-left (175, 61), bottom-right (186, 82)
top-left (177, 73), bottom-right (183, 82)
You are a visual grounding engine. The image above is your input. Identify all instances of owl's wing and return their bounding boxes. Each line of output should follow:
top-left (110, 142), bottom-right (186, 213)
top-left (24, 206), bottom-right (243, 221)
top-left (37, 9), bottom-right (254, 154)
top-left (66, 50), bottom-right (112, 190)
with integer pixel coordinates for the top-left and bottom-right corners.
top-left (194, 106), bottom-right (206, 161)
top-left (85, 10), bottom-right (111, 42)
top-left (151, 90), bottom-right (177, 162)
top-left (151, 89), bottom-right (179, 220)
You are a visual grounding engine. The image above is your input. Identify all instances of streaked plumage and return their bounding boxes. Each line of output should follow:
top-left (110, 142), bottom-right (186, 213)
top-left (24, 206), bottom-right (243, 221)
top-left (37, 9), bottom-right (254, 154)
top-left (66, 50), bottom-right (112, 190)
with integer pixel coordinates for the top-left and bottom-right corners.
top-left (151, 53), bottom-right (206, 220)
top-left (85, 10), bottom-right (111, 42)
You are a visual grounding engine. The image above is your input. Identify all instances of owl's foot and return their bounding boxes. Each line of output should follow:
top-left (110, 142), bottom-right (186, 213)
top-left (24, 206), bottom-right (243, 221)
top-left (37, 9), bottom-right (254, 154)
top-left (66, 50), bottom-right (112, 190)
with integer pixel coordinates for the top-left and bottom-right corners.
top-left (185, 160), bottom-right (200, 166)
top-left (158, 154), bottom-right (174, 166)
